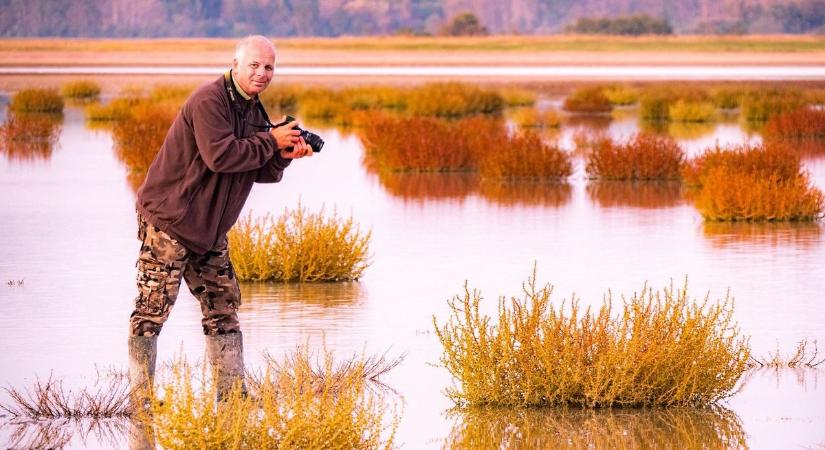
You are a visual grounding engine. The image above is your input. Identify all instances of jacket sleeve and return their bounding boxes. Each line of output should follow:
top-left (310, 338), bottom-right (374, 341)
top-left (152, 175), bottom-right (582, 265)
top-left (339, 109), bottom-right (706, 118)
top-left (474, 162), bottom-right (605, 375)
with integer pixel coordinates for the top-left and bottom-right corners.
top-left (256, 151), bottom-right (292, 183)
top-left (190, 93), bottom-right (277, 173)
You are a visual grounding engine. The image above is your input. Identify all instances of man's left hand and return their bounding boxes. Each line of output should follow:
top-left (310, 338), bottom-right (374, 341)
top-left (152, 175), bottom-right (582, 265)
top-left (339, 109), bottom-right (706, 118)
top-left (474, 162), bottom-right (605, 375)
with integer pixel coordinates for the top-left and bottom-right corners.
top-left (280, 137), bottom-right (313, 160)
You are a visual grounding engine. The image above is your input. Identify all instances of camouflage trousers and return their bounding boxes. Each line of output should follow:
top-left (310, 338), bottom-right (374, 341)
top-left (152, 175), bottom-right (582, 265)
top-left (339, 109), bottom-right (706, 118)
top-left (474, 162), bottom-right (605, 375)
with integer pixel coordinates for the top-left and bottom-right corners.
top-left (129, 214), bottom-right (241, 337)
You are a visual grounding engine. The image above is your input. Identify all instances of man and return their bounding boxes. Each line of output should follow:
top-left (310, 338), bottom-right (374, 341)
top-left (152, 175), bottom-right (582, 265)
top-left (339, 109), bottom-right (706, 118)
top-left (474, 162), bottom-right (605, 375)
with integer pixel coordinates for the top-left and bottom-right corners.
top-left (128, 35), bottom-right (311, 403)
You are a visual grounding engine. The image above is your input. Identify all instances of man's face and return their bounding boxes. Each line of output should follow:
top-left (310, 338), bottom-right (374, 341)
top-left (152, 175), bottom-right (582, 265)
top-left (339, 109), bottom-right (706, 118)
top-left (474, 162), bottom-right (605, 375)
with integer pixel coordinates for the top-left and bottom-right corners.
top-left (232, 42), bottom-right (275, 96)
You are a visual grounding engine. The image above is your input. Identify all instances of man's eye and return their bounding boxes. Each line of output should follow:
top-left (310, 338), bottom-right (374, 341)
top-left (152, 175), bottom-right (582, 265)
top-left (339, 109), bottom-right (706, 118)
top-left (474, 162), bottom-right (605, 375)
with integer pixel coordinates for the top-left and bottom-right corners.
top-left (250, 63), bottom-right (258, 68)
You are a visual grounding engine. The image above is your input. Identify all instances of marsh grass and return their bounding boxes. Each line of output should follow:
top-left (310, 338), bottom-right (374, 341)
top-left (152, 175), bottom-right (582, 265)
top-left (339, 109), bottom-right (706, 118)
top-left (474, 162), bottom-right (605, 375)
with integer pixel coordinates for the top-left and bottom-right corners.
top-left (585, 133), bottom-right (684, 180)
top-left (406, 82), bottom-right (504, 118)
top-left (433, 269), bottom-right (750, 408)
top-left (360, 114), bottom-right (499, 172)
top-left (741, 89), bottom-right (805, 122)
top-left (710, 87), bottom-right (747, 110)
top-left (478, 131), bottom-right (572, 180)
top-left (511, 108), bottom-right (561, 128)
top-left (639, 88), bottom-right (677, 121)
top-left (85, 97), bottom-right (141, 122)
top-left (562, 86), bottom-right (613, 114)
top-left (668, 100), bottom-right (716, 122)
top-left (60, 80), bottom-right (102, 101)
top-left (603, 85), bottom-right (639, 106)
top-left (0, 112), bottom-right (62, 161)
top-left (499, 87), bottom-right (537, 107)
top-left (260, 83), bottom-right (303, 114)
top-left (227, 205), bottom-right (371, 282)
top-left (683, 144), bottom-right (824, 221)
top-left (9, 88), bottom-right (64, 113)
top-left (145, 348), bottom-right (399, 450)
top-left (763, 108), bottom-right (825, 140)
top-left (0, 377), bottom-right (130, 420)
top-left (748, 340), bottom-right (824, 369)
top-left (444, 405), bottom-right (747, 450)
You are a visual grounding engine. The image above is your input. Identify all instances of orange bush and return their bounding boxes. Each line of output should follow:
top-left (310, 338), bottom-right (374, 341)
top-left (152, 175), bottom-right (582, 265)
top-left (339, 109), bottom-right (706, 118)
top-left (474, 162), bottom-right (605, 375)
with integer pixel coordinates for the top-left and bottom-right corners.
top-left (359, 114), bottom-right (503, 172)
top-left (682, 144), bottom-right (800, 187)
top-left (684, 144), bottom-right (824, 221)
top-left (478, 131), bottom-right (572, 180)
top-left (563, 86), bottom-right (613, 114)
top-left (763, 108), bottom-right (825, 140)
top-left (585, 133), bottom-right (684, 180)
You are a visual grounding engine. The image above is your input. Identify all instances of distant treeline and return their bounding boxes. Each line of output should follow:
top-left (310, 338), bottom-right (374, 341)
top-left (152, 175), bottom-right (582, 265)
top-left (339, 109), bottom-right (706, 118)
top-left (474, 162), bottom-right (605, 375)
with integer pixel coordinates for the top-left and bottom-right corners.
top-left (566, 15), bottom-right (672, 35)
top-left (1, 0), bottom-right (824, 37)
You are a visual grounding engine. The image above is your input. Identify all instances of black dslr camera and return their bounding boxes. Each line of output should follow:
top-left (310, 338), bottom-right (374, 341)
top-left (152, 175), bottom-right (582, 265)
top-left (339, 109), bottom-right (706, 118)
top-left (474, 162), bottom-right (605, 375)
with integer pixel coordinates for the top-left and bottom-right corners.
top-left (275, 115), bottom-right (324, 153)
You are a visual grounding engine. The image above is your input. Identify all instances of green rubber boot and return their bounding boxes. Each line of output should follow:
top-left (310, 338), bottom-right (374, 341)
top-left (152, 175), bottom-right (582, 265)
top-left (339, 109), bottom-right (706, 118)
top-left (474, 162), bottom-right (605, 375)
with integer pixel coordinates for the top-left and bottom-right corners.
top-left (205, 332), bottom-right (248, 401)
top-left (128, 335), bottom-right (158, 412)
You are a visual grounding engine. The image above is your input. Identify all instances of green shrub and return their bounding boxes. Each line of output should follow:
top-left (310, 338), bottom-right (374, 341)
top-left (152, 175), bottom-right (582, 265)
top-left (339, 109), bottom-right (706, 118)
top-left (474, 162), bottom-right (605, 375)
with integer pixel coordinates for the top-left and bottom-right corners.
top-left (668, 100), bottom-right (716, 122)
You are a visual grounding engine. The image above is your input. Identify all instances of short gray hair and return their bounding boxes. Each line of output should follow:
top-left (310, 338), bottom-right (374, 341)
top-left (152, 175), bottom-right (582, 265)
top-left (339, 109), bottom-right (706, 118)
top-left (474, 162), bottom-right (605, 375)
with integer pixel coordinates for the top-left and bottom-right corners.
top-left (234, 35), bottom-right (276, 60)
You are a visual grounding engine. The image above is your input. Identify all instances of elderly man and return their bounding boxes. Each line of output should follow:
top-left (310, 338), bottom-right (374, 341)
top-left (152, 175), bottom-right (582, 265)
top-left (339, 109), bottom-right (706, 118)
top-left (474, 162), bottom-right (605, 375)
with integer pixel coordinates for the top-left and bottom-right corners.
top-left (128, 35), bottom-right (311, 403)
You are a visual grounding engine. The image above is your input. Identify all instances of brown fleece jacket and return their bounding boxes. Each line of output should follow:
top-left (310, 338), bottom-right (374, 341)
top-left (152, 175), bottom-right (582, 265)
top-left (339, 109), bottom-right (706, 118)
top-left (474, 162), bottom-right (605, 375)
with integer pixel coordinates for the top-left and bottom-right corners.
top-left (136, 73), bottom-right (291, 254)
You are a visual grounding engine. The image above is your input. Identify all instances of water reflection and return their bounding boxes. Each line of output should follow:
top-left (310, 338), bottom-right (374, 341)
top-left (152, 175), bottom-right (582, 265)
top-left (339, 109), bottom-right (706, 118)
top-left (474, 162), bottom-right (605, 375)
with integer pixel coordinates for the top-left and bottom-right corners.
top-left (478, 180), bottom-right (572, 207)
top-left (668, 122), bottom-right (717, 140)
top-left (444, 406), bottom-right (747, 449)
top-left (564, 114), bottom-right (612, 132)
top-left (702, 222), bottom-right (823, 249)
top-left (369, 171), bottom-right (573, 208)
top-left (0, 418), bottom-right (128, 450)
top-left (372, 172), bottom-right (478, 203)
top-left (0, 112), bottom-right (63, 162)
top-left (587, 181), bottom-right (686, 209)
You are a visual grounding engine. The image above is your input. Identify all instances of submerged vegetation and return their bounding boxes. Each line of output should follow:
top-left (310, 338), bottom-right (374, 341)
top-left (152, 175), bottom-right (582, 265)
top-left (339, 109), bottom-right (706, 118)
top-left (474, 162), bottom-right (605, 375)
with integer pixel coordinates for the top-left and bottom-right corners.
top-left (434, 270), bottom-right (750, 408)
top-left (228, 205), bottom-right (371, 282)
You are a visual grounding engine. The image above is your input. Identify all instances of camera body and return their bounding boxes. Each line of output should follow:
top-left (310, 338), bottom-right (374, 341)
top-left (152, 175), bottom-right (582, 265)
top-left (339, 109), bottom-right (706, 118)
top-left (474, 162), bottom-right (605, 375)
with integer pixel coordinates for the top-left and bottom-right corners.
top-left (278, 115), bottom-right (324, 153)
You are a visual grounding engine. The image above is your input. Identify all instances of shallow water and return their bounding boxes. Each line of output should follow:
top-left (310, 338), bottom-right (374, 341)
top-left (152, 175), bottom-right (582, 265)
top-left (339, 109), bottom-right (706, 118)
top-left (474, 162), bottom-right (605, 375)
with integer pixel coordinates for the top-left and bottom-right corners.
top-left (4, 65), bottom-right (825, 80)
top-left (1, 102), bottom-right (824, 449)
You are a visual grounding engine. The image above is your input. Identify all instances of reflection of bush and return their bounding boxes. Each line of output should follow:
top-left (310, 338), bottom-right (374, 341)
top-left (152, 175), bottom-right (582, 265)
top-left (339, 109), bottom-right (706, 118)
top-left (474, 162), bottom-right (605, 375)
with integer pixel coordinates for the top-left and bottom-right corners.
top-left (444, 405), bottom-right (746, 449)
top-left (228, 205), bottom-right (371, 282)
top-left (587, 181), bottom-right (685, 209)
top-left (668, 121), bottom-right (716, 140)
top-left (371, 171), bottom-right (479, 202)
top-left (240, 282), bottom-right (364, 308)
top-left (434, 271), bottom-right (750, 408)
top-left (0, 111), bottom-right (63, 162)
top-left (478, 180), bottom-right (572, 207)
top-left (111, 102), bottom-right (177, 185)
top-left (702, 221), bottom-right (823, 249)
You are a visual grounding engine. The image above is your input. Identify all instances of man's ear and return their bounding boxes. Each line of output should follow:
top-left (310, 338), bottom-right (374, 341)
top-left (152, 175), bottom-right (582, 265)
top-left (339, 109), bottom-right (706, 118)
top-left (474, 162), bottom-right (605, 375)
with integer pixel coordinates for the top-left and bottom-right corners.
top-left (231, 58), bottom-right (239, 71)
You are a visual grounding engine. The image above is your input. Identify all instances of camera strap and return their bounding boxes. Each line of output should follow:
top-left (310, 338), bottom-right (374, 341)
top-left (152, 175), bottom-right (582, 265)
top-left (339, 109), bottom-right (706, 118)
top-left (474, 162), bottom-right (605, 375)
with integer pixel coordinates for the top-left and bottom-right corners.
top-left (223, 70), bottom-right (275, 131)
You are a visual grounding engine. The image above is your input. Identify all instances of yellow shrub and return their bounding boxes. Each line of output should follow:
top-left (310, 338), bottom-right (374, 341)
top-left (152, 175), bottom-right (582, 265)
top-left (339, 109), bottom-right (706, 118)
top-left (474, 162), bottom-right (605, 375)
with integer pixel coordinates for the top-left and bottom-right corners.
top-left (562, 86), bottom-right (613, 114)
top-left (406, 82), bottom-right (504, 118)
top-left (512, 108), bottom-right (561, 128)
top-left (85, 97), bottom-right (141, 121)
top-left (60, 80), bottom-right (101, 100)
top-left (499, 87), bottom-right (537, 107)
top-left (228, 205), bottom-right (371, 282)
top-left (9, 88), bottom-right (64, 113)
top-left (603, 85), bottom-right (639, 106)
top-left (433, 270), bottom-right (750, 408)
top-left (668, 100), bottom-right (716, 122)
top-left (142, 348), bottom-right (398, 450)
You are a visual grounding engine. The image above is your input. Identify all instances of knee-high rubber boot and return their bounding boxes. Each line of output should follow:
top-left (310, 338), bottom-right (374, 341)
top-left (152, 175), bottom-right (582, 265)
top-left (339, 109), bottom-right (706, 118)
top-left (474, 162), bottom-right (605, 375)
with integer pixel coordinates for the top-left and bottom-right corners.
top-left (205, 332), bottom-right (248, 401)
top-left (128, 335), bottom-right (158, 412)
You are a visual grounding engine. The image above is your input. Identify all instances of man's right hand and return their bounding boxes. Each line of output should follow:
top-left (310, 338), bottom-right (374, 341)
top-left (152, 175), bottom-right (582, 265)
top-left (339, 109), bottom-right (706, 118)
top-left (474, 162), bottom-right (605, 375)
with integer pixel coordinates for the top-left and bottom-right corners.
top-left (270, 118), bottom-right (301, 150)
